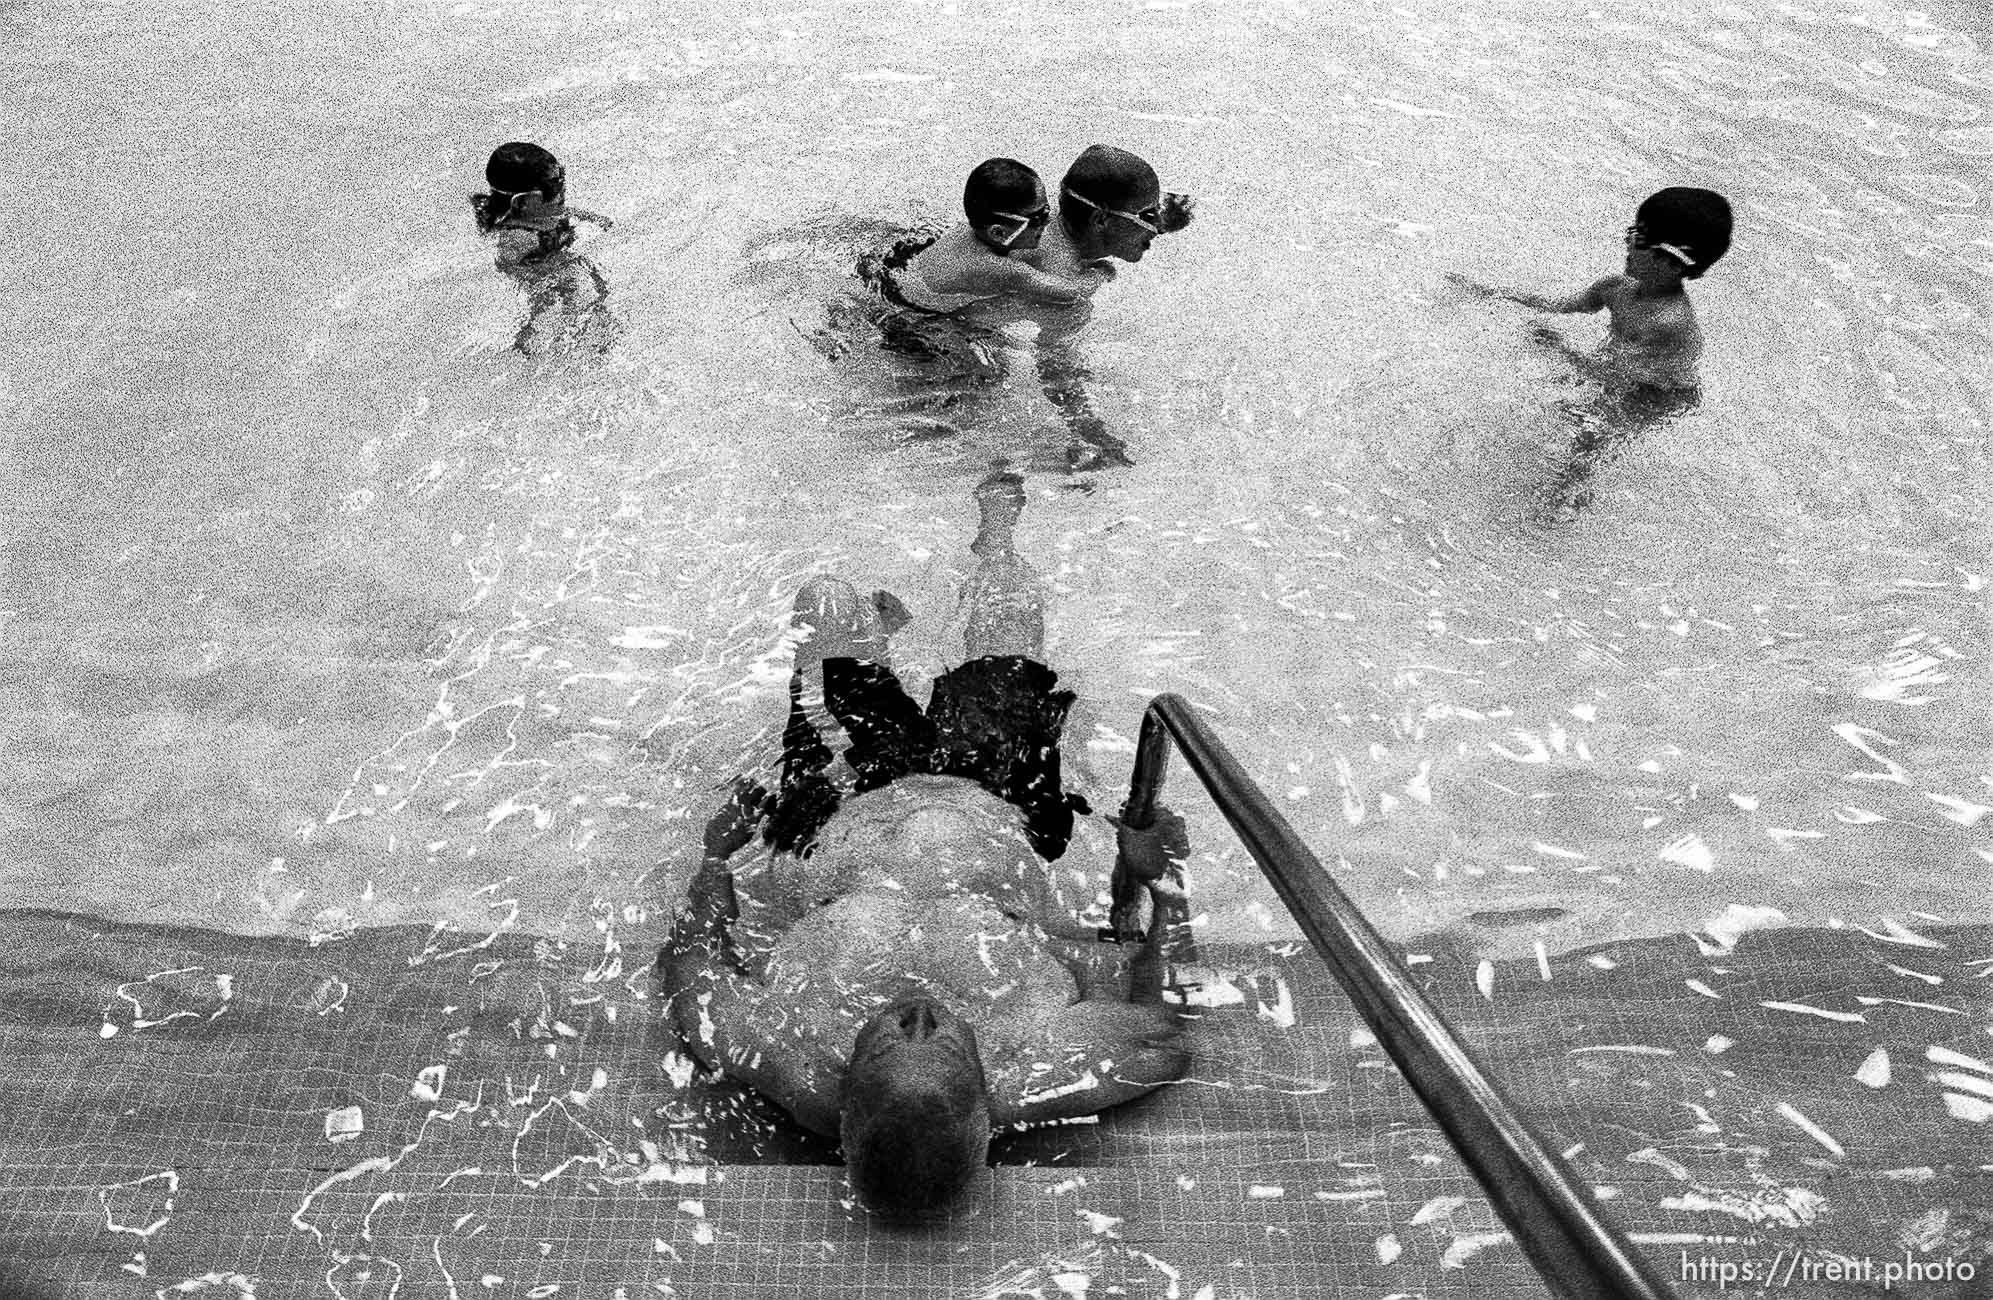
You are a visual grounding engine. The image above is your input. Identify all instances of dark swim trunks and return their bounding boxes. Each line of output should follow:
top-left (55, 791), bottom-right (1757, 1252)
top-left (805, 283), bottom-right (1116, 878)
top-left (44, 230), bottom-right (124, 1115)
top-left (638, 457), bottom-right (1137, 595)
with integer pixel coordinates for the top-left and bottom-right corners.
top-left (852, 232), bottom-right (1010, 384)
top-left (762, 656), bottom-right (1091, 863)
top-left (857, 230), bottom-right (942, 314)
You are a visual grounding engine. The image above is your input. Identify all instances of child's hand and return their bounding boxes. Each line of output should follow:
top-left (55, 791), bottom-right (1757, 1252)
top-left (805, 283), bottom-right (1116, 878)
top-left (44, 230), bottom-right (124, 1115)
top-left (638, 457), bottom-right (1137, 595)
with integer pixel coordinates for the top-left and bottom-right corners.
top-left (703, 779), bottom-right (772, 861)
top-left (1158, 192), bottom-right (1195, 234)
top-left (1444, 272), bottom-right (1493, 299)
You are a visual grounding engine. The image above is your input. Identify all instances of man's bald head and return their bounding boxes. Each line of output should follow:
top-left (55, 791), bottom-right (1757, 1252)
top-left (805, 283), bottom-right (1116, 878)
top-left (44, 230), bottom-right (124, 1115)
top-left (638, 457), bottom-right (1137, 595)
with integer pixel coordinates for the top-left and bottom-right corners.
top-left (839, 999), bottom-right (992, 1217)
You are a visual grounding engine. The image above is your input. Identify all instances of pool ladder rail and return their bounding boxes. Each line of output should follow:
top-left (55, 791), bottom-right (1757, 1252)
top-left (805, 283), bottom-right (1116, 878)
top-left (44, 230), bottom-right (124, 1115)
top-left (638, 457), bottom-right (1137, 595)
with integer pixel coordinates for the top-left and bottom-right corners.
top-left (1108, 692), bottom-right (1677, 1300)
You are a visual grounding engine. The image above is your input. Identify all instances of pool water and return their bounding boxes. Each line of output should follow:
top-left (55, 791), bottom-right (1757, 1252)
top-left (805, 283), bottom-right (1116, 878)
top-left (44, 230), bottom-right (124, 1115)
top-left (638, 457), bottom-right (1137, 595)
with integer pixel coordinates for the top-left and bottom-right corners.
top-left (5, 0), bottom-right (1984, 962)
top-left (4, 1), bottom-right (1991, 1295)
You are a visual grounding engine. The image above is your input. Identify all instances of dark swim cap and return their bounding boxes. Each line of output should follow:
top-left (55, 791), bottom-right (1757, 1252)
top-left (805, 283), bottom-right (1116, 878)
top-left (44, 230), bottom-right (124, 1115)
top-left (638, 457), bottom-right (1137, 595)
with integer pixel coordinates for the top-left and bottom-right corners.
top-left (1634, 187), bottom-right (1733, 279)
top-left (486, 141), bottom-right (564, 195)
top-left (1060, 144), bottom-right (1160, 210)
top-left (964, 157), bottom-right (1042, 226)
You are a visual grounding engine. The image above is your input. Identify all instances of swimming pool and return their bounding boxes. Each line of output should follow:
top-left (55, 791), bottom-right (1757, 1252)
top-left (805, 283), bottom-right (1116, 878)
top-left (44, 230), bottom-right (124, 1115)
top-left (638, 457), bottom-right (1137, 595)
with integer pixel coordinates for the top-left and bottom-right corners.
top-left (3, 0), bottom-right (1988, 1294)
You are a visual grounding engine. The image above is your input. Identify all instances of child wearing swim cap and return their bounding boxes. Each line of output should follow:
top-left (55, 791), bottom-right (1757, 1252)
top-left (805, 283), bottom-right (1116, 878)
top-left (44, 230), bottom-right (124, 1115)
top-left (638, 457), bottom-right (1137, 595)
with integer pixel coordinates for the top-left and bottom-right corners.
top-left (470, 141), bottom-right (615, 264)
top-left (866, 157), bottom-right (1111, 315)
top-left (1449, 186), bottom-right (1733, 392)
top-left (1450, 187), bottom-right (1734, 519)
top-left (470, 141), bottom-right (620, 354)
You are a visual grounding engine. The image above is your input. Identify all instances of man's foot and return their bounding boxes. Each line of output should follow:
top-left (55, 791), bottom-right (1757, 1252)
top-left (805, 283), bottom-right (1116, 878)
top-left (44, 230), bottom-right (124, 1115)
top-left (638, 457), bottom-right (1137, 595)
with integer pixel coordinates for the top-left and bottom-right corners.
top-left (1066, 435), bottom-right (1133, 472)
top-left (898, 417), bottom-right (963, 440)
top-left (971, 470), bottom-right (1026, 557)
top-left (792, 576), bottom-right (897, 674)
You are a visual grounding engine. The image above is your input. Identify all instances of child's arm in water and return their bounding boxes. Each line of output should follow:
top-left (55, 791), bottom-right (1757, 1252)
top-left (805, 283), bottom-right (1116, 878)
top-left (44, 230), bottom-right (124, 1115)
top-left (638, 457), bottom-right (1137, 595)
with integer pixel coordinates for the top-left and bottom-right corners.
top-left (1448, 271), bottom-right (1618, 315)
top-left (989, 257), bottom-right (1114, 307)
top-left (1034, 319), bottom-right (1134, 470)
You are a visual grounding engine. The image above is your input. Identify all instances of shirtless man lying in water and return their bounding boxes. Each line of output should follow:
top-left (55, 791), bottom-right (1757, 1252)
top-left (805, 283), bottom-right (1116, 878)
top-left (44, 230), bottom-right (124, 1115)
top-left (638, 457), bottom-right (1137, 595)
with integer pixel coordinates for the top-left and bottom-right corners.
top-left (659, 473), bottom-right (1195, 1216)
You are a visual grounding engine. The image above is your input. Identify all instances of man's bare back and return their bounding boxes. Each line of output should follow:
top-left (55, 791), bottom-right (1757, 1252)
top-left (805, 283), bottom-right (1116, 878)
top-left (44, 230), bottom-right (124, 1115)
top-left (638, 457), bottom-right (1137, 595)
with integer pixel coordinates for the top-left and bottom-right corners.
top-left (762, 891), bottom-right (1081, 1089)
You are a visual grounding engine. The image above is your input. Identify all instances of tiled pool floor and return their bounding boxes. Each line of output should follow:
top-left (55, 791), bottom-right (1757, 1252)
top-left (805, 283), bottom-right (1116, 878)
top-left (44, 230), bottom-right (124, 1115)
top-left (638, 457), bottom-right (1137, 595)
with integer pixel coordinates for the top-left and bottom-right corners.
top-left (0, 910), bottom-right (1985, 1298)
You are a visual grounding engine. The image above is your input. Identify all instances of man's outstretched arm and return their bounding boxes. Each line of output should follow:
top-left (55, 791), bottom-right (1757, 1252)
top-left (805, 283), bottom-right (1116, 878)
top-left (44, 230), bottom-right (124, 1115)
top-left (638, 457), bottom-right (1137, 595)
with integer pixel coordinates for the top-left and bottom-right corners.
top-left (658, 782), bottom-right (844, 1135)
top-left (658, 781), bottom-right (764, 1062)
top-left (1126, 842), bottom-right (1196, 1007)
top-left (991, 883), bottom-right (1194, 1128)
top-left (992, 809), bottom-right (1196, 1128)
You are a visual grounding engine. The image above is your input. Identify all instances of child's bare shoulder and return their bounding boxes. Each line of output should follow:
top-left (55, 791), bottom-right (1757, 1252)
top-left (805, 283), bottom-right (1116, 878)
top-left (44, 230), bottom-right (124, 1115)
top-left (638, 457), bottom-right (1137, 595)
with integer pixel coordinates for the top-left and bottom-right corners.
top-left (1592, 272), bottom-right (1636, 298)
top-left (912, 227), bottom-right (1005, 290)
top-left (984, 254), bottom-right (1060, 286)
top-left (959, 246), bottom-right (1038, 293)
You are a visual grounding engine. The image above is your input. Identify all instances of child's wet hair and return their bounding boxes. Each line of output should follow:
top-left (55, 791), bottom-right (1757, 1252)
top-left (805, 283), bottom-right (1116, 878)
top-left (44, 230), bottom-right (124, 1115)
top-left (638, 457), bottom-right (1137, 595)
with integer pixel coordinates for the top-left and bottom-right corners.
top-left (963, 158), bottom-right (1042, 229)
top-left (1634, 187), bottom-right (1732, 278)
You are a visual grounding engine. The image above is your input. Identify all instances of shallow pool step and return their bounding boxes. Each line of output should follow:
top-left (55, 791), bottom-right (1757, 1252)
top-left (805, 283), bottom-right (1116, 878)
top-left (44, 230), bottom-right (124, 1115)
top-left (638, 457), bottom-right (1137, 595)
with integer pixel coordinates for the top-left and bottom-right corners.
top-left (0, 1159), bottom-right (1549, 1300)
top-left (625, 1161), bottom-right (1551, 1300)
top-left (4, 910), bottom-right (1988, 1299)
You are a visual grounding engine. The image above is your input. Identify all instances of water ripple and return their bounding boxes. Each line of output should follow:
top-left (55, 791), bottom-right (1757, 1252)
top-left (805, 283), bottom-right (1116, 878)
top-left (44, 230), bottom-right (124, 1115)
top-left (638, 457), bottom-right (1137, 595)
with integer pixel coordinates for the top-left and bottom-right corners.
top-left (1888, 171), bottom-right (1980, 205)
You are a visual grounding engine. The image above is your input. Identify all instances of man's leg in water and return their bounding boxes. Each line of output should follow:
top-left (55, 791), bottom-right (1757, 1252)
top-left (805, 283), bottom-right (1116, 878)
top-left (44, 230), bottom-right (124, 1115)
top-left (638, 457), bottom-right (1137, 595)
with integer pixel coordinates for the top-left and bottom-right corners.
top-left (792, 576), bottom-right (906, 679)
top-left (962, 470), bottom-right (1046, 659)
top-left (929, 470), bottom-right (1088, 862)
top-left (763, 576), bottom-right (917, 855)
top-left (799, 576), bottom-right (942, 794)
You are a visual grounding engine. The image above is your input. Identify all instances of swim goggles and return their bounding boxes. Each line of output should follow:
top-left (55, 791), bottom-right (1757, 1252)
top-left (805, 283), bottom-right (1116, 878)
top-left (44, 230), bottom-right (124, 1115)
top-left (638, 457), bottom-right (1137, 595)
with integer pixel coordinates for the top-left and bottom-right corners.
top-left (490, 191), bottom-right (567, 229)
top-left (1624, 225), bottom-right (1696, 268)
top-left (989, 203), bottom-right (1052, 247)
top-left (1062, 188), bottom-right (1163, 234)
top-left (488, 169), bottom-right (571, 228)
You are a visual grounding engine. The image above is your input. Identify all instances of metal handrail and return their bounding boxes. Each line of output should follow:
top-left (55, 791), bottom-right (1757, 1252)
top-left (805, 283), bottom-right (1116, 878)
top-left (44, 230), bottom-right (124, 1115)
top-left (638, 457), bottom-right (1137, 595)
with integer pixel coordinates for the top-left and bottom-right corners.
top-left (1113, 693), bottom-right (1674, 1300)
